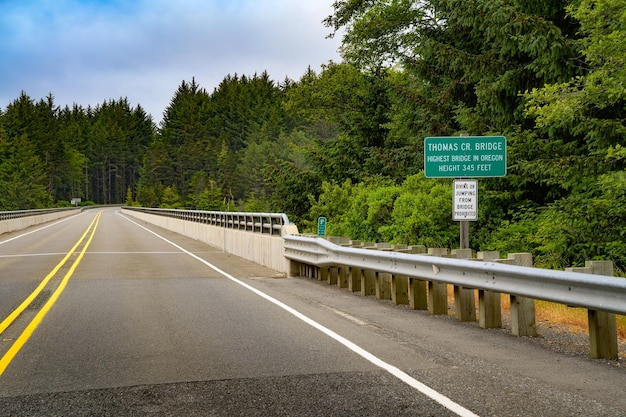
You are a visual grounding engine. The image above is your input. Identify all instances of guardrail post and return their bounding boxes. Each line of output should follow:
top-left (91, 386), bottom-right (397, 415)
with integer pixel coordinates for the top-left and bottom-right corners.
top-left (453, 249), bottom-right (476, 322)
top-left (311, 266), bottom-right (320, 280)
top-left (320, 266), bottom-right (330, 283)
top-left (408, 277), bottom-right (428, 310)
top-left (348, 267), bottom-right (362, 292)
top-left (361, 270), bottom-right (377, 296)
top-left (289, 260), bottom-right (301, 278)
top-left (359, 243), bottom-right (378, 297)
top-left (390, 245), bottom-right (409, 305)
top-left (337, 266), bottom-right (348, 289)
top-left (427, 248), bottom-right (449, 315)
top-left (477, 251), bottom-right (502, 329)
top-left (567, 261), bottom-right (618, 359)
top-left (345, 241), bottom-right (363, 292)
top-left (377, 272), bottom-right (391, 300)
top-left (508, 253), bottom-right (537, 337)
top-left (326, 237), bottom-right (350, 289)
top-left (391, 273), bottom-right (408, 305)
top-left (329, 266), bottom-right (339, 285)
top-left (374, 243), bottom-right (392, 300)
top-left (407, 245), bottom-right (427, 310)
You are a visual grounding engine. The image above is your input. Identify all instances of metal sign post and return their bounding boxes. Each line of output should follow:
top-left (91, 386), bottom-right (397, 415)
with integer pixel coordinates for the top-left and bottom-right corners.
top-left (459, 221), bottom-right (469, 250)
top-left (453, 179), bottom-right (477, 249)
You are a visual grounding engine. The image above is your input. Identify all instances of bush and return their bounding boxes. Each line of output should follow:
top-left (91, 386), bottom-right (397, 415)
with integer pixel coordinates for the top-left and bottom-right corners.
top-left (307, 174), bottom-right (456, 246)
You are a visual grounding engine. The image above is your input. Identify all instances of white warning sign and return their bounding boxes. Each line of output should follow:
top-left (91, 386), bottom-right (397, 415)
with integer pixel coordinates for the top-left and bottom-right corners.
top-left (453, 180), bottom-right (478, 221)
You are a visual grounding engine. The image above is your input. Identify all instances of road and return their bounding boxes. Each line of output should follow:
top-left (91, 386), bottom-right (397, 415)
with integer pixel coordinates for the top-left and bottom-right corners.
top-left (0, 208), bottom-right (624, 416)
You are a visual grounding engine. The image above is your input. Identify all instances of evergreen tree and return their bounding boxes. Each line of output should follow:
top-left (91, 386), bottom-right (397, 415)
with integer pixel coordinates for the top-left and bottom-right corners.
top-left (85, 98), bottom-right (154, 204)
top-left (136, 140), bottom-right (172, 207)
top-left (282, 62), bottom-right (395, 183)
top-left (57, 104), bottom-right (90, 201)
top-left (0, 131), bottom-right (52, 209)
top-left (160, 78), bottom-right (216, 199)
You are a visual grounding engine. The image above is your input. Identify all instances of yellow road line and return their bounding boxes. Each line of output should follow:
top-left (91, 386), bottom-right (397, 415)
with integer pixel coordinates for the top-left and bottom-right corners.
top-left (0, 212), bottom-right (101, 336)
top-left (0, 210), bottom-right (103, 376)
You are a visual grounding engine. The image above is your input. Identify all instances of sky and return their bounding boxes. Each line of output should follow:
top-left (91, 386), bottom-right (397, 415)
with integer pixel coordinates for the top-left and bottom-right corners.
top-left (0, 0), bottom-right (343, 124)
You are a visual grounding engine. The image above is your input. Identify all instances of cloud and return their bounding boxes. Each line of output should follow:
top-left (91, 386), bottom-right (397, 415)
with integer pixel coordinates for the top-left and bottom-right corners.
top-left (0, 0), bottom-right (342, 122)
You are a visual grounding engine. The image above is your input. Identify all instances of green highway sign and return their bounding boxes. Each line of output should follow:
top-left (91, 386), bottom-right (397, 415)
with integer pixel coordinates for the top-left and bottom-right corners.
top-left (424, 136), bottom-right (507, 178)
top-left (317, 216), bottom-right (327, 237)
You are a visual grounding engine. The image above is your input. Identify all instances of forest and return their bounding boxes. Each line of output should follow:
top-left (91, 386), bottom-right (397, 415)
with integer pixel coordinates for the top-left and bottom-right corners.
top-left (0, 0), bottom-right (625, 271)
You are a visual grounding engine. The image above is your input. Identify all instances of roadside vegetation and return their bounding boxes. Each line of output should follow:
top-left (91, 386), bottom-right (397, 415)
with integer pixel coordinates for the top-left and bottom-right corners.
top-left (1, 0), bottom-right (625, 272)
top-left (533, 301), bottom-right (626, 341)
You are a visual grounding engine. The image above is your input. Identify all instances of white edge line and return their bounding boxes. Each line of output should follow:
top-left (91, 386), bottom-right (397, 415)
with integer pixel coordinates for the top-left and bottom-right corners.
top-left (0, 212), bottom-right (86, 245)
top-left (117, 211), bottom-right (480, 417)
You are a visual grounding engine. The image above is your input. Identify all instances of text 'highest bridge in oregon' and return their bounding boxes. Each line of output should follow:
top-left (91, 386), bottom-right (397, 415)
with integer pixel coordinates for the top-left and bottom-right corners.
top-left (424, 136), bottom-right (507, 178)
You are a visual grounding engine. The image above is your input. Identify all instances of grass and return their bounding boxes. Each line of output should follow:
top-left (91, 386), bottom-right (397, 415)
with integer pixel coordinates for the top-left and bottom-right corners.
top-left (447, 286), bottom-right (626, 342)
top-left (534, 300), bottom-right (626, 341)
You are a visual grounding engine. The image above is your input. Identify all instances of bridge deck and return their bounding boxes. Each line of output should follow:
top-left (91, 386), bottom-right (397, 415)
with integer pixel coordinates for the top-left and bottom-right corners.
top-left (0, 208), bottom-right (624, 416)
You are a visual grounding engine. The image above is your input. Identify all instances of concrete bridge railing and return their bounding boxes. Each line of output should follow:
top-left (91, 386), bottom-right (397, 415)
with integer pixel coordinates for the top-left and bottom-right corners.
top-left (0, 208), bottom-right (81, 235)
top-left (122, 207), bottom-right (299, 273)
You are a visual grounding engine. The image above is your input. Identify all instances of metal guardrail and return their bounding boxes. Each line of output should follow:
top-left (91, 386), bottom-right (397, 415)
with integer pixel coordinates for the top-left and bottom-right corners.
top-left (0, 207), bottom-right (79, 221)
top-left (123, 207), bottom-right (292, 235)
top-left (283, 235), bottom-right (626, 316)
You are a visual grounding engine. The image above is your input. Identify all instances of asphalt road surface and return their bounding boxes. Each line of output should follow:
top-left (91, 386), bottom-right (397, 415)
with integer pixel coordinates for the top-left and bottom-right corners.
top-left (0, 208), bottom-right (624, 416)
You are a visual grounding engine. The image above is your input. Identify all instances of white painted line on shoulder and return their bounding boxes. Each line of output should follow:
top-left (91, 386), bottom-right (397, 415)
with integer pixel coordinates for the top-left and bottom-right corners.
top-left (0, 212), bottom-right (85, 246)
top-left (0, 253), bottom-right (68, 258)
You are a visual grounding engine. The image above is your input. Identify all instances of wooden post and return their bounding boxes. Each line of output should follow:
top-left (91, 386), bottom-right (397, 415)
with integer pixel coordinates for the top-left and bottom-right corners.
top-left (410, 245), bottom-right (427, 254)
top-left (348, 267), bottom-right (362, 293)
top-left (337, 266), bottom-right (348, 289)
top-left (453, 249), bottom-right (476, 322)
top-left (390, 245), bottom-right (410, 305)
top-left (508, 253), bottom-right (537, 337)
top-left (361, 270), bottom-right (377, 296)
top-left (319, 266), bottom-right (329, 283)
top-left (409, 277), bottom-right (428, 310)
top-left (428, 281), bottom-right (448, 315)
top-left (375, 243), bottom-right (392, 300)
top-left (376, 272), bottom-right (391, 300)
top-left (567, 261), bottom-right (618, 359)
top-left (427, 248), bottom-right (449, 315)
top-left (347, 241), bottom-right (363, 293)
top-left (391, 273), bottom-right (409, 305)
top-left (360, 245), bottom-right (379, 296)
top-left (329, 266), bottom-right (338, 285)
top-left (289, 260), bottom-right (301, 278)
top-left (405, 245), bottom-right (427, 310)
top-left (477, 251), bottom-right (502, 329)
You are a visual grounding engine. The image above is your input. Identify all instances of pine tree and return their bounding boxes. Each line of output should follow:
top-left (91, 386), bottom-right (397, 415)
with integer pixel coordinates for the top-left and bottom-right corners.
top-left (160, 78), bottom-right (216, 199)
top-left (0, 132), bottom-right (52, 209)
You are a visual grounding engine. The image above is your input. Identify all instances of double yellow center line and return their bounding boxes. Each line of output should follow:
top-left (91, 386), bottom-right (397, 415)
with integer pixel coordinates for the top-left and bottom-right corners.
top-left (0, 210), bottom-right (103, 376)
